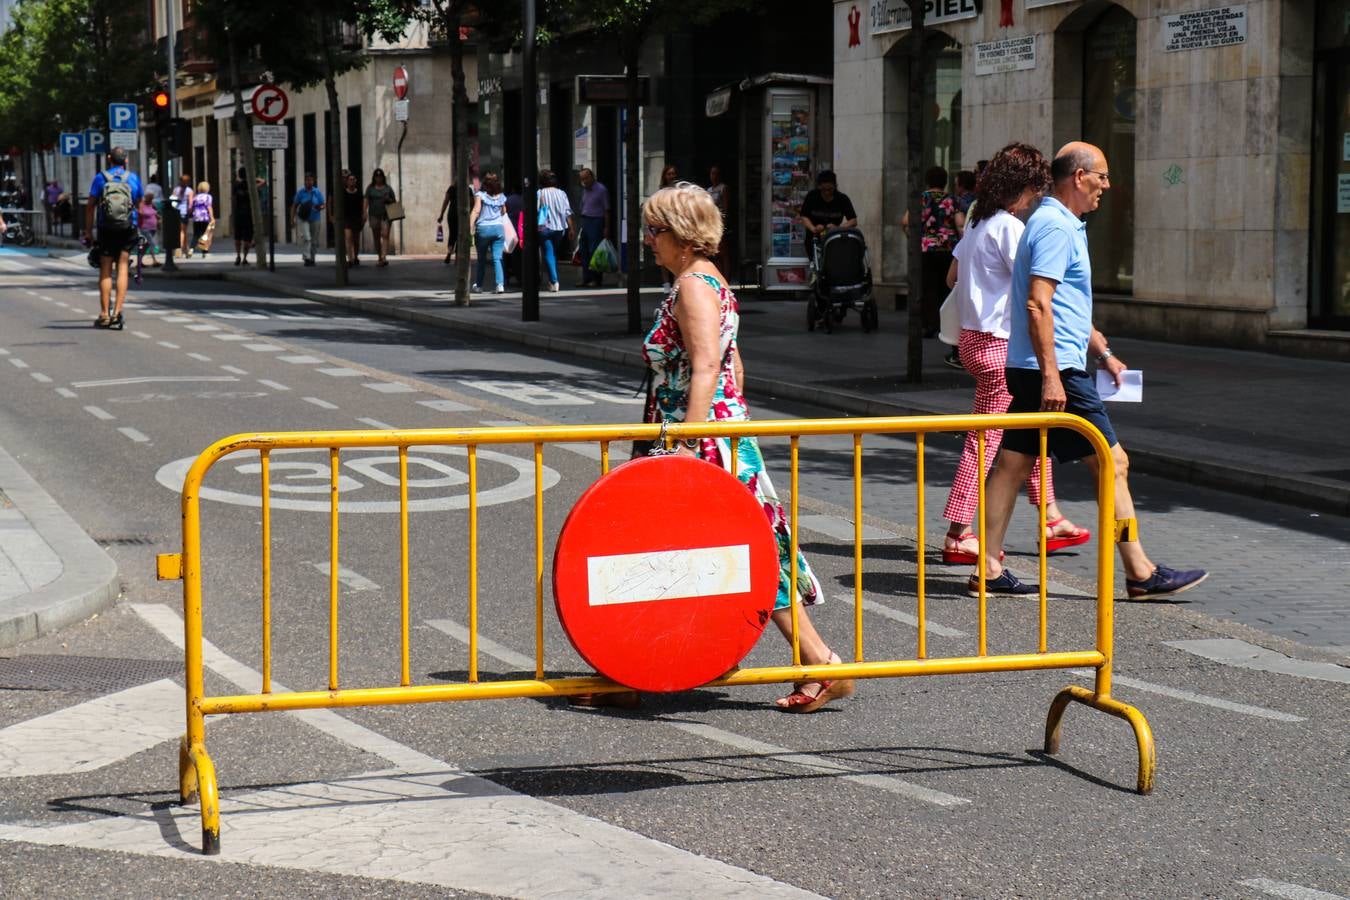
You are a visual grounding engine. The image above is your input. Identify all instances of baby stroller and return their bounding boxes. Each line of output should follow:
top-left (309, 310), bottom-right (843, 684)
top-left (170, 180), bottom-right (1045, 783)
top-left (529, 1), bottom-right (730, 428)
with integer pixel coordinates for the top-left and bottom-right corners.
top-left (806, 227), bottom-right (877, 333)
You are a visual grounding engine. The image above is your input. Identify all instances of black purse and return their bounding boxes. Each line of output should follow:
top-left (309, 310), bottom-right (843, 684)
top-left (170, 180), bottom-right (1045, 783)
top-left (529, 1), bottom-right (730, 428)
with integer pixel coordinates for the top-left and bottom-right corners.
top-left (630, 368), bottom-right (657, 459)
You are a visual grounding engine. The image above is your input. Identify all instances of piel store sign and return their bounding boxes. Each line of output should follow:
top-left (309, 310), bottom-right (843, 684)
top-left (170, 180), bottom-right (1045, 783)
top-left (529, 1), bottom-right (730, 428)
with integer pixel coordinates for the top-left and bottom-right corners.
top-left (870, 0), bottom-right (980, 35)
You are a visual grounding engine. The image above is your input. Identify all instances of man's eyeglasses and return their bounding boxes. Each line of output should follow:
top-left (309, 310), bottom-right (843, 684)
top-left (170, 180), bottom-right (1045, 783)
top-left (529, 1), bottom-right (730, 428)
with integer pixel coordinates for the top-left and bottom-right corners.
top-left (1085, 170), bottom-right (1110, 183)
top-left (644, 224), bottom-right (671, 239)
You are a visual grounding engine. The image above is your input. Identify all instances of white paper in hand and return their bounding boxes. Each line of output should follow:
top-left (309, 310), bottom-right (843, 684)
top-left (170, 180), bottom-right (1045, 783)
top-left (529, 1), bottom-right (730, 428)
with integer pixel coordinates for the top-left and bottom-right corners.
top-left (1096, 369), bottom-right (1143, 402)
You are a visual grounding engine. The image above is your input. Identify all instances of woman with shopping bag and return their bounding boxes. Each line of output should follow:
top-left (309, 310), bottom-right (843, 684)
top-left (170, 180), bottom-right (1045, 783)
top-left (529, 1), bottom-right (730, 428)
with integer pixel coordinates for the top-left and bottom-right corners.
top-left (469, 172), bottom-right (509, 293)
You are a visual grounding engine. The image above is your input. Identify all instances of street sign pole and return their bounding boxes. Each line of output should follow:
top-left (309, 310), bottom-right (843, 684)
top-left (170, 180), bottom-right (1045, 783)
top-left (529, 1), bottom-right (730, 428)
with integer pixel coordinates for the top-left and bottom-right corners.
top-left (269, 149), bottom-right (276, 272)
top-left (164, 0), bottom-right (179, 271)
top-left (521, 0), bottom-right (539, 321)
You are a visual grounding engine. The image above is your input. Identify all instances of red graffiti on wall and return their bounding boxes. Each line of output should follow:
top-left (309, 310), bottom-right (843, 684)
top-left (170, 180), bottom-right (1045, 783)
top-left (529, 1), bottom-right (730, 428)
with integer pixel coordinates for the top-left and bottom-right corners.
top-left (1000, 0), bottom-right (1015, 27)
top-left (847, 5), bottom-right (861, 48)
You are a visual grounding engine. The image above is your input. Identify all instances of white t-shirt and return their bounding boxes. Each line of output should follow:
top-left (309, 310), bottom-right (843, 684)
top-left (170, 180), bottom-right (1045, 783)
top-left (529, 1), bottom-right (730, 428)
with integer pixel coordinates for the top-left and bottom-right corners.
top-left (951, 209), bottom-right (1024, 339)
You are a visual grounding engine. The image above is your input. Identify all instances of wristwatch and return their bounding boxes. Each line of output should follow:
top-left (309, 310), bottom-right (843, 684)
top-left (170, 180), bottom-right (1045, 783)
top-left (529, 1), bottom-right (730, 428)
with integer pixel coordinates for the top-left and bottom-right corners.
top-left (1096, 349), bottom-right (1114, 364)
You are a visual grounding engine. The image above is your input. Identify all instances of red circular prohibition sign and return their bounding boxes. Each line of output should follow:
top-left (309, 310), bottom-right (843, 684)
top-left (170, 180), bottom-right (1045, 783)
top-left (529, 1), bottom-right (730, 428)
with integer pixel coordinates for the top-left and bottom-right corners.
top-left (553, 455), bottom-right (779, 692)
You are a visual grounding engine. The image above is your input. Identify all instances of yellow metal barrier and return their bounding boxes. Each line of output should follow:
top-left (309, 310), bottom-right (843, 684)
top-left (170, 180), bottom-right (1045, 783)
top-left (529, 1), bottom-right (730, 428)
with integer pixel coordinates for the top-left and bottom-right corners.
top-left (156, 413), bottom-right (1155, 855)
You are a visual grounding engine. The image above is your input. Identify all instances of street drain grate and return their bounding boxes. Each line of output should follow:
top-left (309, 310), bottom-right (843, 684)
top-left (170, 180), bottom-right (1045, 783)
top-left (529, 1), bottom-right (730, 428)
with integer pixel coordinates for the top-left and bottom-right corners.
top-left (93, 536), bottom-right (156, 547)
top-left (0, 655), bottom-right (181, 691)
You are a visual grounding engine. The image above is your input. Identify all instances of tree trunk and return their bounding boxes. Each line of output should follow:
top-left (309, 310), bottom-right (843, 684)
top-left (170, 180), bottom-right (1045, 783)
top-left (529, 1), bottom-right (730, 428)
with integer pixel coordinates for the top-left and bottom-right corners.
top-left (623, 50), bottom-right (641, 335)
top-left (225, 27), bottom-right (267, 271)
top-left (319, 10), bottom-right (347, 287)
top-left (449, 9), bottom-right (471, 306)
top-left (905, 1), bottom-right (926, 383)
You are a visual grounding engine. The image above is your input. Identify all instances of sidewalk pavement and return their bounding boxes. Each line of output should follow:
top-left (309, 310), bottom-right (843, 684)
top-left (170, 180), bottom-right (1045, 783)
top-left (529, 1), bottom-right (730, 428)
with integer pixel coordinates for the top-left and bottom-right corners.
top-left (0, 444), bottom-right (118, 648)
top-left (61, 242), bottom-right (1345, 518)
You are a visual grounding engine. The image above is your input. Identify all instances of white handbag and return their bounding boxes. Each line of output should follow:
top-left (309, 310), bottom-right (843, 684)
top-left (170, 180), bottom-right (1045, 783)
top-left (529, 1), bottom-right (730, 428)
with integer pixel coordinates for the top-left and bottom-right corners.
top-left (938, 286), bottom-right (961, 346)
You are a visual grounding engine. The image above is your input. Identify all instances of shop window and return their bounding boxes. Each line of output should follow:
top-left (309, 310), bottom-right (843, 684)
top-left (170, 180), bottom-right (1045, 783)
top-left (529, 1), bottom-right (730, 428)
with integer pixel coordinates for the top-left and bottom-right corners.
top-left (1082, 5), bottom-right (1136, 294)
top-left (1313, 0), bottom-right (1350, 327)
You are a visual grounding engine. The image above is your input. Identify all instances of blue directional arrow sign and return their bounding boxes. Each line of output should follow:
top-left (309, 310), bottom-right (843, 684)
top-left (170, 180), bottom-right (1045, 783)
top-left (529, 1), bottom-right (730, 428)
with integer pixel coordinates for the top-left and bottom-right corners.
top-left (59, 132), bottom-right (85, 156)
top-left (108, 102), bottom-right (138, 131)
top-left (84, 129), bottom-right (107, 155)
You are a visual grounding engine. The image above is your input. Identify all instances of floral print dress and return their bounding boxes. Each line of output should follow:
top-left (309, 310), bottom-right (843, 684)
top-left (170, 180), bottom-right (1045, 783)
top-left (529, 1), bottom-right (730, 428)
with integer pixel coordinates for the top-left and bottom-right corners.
top-left (642, 271), bottom-right (823, 611)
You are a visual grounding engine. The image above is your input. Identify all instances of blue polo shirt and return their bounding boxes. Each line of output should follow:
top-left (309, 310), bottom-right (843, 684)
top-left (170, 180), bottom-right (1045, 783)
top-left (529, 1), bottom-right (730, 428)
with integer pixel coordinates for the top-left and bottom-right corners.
top-left (88, 167), bottom-right (143, 228)
top-left (1008, 196), bottom-right (1093, 372)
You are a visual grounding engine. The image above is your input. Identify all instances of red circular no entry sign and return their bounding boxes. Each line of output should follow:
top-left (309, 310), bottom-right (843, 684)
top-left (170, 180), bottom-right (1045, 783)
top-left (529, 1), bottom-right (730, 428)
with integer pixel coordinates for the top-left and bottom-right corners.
top-left (392, 66), bottom-right (410, 100)
top-left (553, 455), bottom-right (778, 692)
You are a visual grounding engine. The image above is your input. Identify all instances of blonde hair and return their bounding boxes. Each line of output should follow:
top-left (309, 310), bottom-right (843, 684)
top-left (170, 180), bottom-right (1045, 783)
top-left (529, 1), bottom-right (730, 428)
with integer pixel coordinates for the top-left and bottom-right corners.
top-left (197, 181), bottom-right (210, 193)
top-left (643, 182), bottom-right (723, 258)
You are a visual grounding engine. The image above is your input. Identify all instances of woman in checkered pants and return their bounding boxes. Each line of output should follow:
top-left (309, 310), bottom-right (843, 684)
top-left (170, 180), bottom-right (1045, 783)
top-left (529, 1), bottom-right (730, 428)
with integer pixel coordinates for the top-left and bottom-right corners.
top-left (940, 143), bottom-right (1090, 564)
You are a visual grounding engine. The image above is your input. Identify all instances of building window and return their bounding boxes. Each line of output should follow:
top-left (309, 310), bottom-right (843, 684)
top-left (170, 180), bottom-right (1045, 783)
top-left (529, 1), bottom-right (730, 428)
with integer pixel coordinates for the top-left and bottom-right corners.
top-left (1313, 0), bottom-right (1350, 327)
top-left (1082, 5), bottom-right (1136, 295)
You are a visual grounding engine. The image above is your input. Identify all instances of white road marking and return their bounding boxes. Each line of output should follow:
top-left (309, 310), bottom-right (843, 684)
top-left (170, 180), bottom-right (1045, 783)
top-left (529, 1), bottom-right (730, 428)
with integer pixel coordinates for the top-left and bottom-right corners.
top-left (422, 618), bottom-right (970, 808)
top-left (157, 341), bottom-right (180, 349)
top-left (858, 597), bottom-right (969, 638)
top-left (363, 381), bottom-right (417, 394)
top-left (357, 417), bottom-right (395, 429)
top-left (0, 680), bottom-right (183, 777)
top-left (137, 308), bottom-right (169, 315)
top-left (0, 349), bottom-right (7, 355)
top-left (72, 376), bottom-right (237, 388)
top-left (160, 315), bottom-right (192, 322)
top-left (213, 334), bottom-right (253, 341)
top-left (83, 406), bottom-right (115, 421)
top-left (257, 379), bottom-right (290, 391)
top-left (132, 331), bottom-right (152, 339)
top-left (310, 562), bottom-right (380, 592)
top-left (29, 372), bottom-right (52, 383)
top-left (557, 442), bottom-right (603, 461)
top-left (318, 367), bottom-right (362, 377)
top-left (279, 354), bottom-right (323, 364)
top-left (303, 397), bottom-right (339, 410)
top-left (1239, 878), bottom-right (1348, 900)
top-left (220, 365), bottom-right (249, 375)
top-left (54, 388), bottom-right (77, 398)
top-left (54, 301), bottom-right (71, 309)
top-left (244, 343), bottom-right (283, 352)
top-left (588, 545), bottom-right (752, 606)
top-left (8, 358), bottom-right (29, 369)
top-left (118, 427), bottom-right (151, 443)
top-left (187, 352), bottom-right (213, 362)
top-left (460, 379), bottom-right (593, 406)
top-left (99, 603), bottom-right (820, 899)
top-left (184, 323), bottom-right (219, 332)
top-left (1164, 639), bottom-right (1350, 685)
top-left (1070, 670), bottom-right (1304, 722)
top-left (480, 419), bottom-right (527, 428)
top-left (37, 295), bottom-right (54, 302)
top-left (798, 514), bottom-right (893, 541)
top-left (417, 398), bottom-right (476, 413)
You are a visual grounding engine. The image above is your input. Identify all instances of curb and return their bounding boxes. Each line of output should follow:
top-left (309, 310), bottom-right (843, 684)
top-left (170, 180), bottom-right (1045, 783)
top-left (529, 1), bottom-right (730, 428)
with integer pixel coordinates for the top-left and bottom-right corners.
top-left (0, 446), bottom-right (119, 648)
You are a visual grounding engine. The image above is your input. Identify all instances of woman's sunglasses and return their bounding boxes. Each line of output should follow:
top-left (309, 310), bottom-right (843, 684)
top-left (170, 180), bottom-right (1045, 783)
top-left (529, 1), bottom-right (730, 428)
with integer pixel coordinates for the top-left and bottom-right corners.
top-left (644, 224), bottom-right (671, 239)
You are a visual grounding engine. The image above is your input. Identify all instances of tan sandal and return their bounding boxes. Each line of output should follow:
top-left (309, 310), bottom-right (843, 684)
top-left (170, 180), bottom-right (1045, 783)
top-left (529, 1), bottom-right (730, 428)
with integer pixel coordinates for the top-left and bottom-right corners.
top-left (775, 652), bottom-right (854, 713)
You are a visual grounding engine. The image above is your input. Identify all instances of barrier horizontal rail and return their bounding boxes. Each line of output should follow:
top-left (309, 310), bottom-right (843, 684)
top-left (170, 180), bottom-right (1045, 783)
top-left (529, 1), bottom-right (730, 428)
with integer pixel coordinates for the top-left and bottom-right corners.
top-left (157, 413), bottom-right (1155, 855)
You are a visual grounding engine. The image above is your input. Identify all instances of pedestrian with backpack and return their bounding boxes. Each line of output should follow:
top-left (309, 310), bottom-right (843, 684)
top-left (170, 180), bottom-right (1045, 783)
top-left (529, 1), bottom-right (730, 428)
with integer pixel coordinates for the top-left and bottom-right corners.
top-left (291, 172), bottom-right (324, 266)
top-left (84, 147), bottom-right (143, 329)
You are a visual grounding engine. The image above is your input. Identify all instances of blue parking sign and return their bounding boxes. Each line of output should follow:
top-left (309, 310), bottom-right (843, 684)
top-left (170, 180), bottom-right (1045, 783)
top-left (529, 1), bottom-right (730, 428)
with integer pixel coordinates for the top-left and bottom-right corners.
top-left (85, 129), bottom-right (107, 155)
top-left (108, 102), bottom-right (138, 131)
top-left (59, 132), bottom-right (85, 156)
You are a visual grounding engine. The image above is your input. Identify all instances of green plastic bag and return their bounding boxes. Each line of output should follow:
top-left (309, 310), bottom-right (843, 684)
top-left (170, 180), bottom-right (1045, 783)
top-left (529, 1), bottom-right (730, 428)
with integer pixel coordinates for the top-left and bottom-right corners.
top-left (589, 238), bottom-right (619, 273)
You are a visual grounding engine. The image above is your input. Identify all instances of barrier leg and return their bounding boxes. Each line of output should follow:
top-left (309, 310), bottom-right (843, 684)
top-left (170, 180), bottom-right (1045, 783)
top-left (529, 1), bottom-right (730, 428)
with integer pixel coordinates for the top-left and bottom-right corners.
top-left (1044, 684), bottom-right (1156, 795)
top-left (178, 734), bottom-right (221, 855)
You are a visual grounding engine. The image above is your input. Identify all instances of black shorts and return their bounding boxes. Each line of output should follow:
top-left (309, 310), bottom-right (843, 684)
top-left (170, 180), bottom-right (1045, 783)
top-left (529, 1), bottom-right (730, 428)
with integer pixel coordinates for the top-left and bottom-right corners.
top-left (1001, 367), bottom-right (1119, 463)
top-left (95, 226), bottom-right (138, 258)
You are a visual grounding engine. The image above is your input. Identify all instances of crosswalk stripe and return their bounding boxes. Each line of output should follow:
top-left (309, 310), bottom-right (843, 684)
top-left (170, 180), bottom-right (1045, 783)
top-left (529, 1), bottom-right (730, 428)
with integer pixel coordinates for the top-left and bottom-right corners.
top-left (0, 680), bottom-right (183, 776)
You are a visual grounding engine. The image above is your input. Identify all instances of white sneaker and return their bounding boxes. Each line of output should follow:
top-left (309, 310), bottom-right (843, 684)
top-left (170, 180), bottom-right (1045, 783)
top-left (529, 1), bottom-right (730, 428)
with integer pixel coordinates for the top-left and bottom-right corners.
top-left (494, 284), bottom-right (505, 294)
top-left (550, 282), bottom-right (560, 292)
top-left (471, 283), bottom-right (481, 292)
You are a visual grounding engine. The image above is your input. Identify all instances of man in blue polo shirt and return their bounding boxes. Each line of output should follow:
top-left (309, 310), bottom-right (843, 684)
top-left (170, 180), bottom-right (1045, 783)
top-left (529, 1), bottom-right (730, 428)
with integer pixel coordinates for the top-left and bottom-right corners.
top-left (973, 141), bottom-right (1206, 601)
top-left (85, 146), bottom-right (143, 328)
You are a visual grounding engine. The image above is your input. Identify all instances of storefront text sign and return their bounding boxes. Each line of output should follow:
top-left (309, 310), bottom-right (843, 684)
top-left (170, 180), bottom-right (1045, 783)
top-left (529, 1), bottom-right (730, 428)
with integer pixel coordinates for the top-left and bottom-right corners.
top-left (975, 35), bottom-right (1036, 75)
top-left (1338, 174), bottom-right (1350, 215)
top-left (1025, 0), bottom-right (1076, 8)
top-left (1162, 5), bottom-right (1247, 53)
top-left (870, 0), bottom-right (980, 35)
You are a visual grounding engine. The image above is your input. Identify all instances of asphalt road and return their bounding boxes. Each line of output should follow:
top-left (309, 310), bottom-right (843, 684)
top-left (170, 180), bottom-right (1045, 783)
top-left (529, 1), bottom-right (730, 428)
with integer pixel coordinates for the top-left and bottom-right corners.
top-left (0, 252), bottom-right (1346, 899)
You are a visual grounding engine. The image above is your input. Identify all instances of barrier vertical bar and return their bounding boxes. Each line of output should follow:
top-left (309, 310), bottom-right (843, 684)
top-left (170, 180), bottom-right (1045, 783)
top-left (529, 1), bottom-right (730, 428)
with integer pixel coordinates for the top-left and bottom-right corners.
top-left (600, 441), bottom-right (610, 476)
top-left (976, 430), bottom-right (987, 658)
top-left (853, 434), bottom-right (864, 663)
top-left (260, 450), bottom-right (272, 694)
top-left (1037, 429), bottom-right (1048, 654)
top-left (789, 435), bottom-right (801, 666)
top-left (1095, 438), bottom-right (1116, 698)
top-left (328, 447), bottom-right (340, 691)
top-left (468, 444), bottom-right (479, 683)
top-left (534, 442), bottom-right (545, 680)
top-left (916, 433), bottom-right (927, 660)
top-left (730, 436), bottom-right (738, 478)
top-left (399, 446), bottom-right (411, 687)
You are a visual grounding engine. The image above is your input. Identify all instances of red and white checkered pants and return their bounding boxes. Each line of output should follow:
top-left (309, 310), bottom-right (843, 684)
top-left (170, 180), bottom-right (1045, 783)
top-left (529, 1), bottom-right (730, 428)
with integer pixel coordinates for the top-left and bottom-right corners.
top-left (942, 329), bottom-right (1055, 525)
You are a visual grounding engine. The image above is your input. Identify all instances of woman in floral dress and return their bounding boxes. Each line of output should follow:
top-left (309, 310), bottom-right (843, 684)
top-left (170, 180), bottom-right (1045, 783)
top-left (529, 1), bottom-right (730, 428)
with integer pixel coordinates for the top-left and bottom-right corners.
top-left (640, 182), bottom-right (853, 714)
top-left (902, 166), bottom-right (965, 336)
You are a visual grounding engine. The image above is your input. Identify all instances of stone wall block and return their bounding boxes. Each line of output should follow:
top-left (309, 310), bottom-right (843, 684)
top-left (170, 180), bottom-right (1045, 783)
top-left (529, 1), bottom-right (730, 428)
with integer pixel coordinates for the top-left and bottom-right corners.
top-left (1242, 153), bottom-right (1278, 230)
top-left (1185, 155), bottom-right (1217, 230)
top-left (1243, 77), bottom-right (1278, 156)
top-left (1275, 151), bottom-right (1311, 232)
top-left (1212, 154), bottom-right (1246, 228)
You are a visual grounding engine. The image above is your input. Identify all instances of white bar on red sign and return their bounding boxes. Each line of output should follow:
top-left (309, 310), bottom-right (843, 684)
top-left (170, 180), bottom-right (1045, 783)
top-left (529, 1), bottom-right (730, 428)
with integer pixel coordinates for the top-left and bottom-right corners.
top-left (587, 544), bottom-right (751, 606)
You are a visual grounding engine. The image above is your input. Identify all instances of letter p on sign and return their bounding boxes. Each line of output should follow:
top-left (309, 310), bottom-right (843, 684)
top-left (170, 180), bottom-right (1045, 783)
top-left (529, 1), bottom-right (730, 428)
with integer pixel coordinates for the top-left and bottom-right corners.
top-left (108, 102), bottom-right (138, 131)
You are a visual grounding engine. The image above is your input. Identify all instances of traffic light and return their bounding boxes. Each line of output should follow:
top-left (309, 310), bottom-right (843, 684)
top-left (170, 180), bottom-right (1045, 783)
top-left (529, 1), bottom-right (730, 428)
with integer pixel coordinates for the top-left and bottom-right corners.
top-left (165, 117), bottom-right (191, 158)
top-left (152, 90), bottom-right (170, 112)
